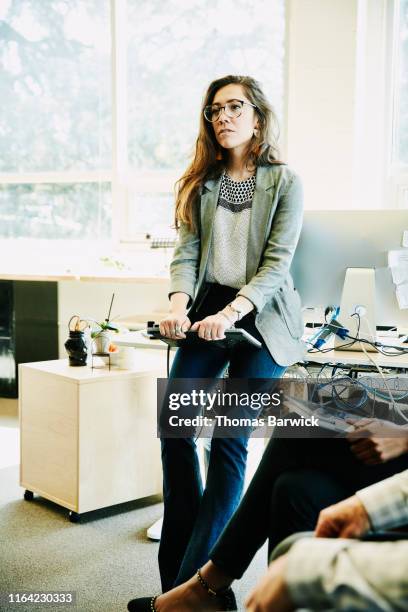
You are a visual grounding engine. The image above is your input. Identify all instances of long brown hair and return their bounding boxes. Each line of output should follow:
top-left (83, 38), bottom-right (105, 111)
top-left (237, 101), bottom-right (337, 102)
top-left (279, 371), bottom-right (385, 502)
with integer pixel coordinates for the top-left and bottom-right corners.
top-left (174, 75), bottom-right (282, 232)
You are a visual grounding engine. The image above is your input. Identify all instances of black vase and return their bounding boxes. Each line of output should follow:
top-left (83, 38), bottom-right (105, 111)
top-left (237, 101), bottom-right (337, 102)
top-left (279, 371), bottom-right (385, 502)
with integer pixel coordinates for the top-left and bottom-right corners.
top-left (65, 330), bottom-right (87, 366)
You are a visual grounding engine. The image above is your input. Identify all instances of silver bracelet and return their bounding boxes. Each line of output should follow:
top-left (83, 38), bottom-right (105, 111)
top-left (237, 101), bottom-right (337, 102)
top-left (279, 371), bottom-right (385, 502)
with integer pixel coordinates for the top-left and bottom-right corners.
top-left (226, 303), bottom-right (243, 321)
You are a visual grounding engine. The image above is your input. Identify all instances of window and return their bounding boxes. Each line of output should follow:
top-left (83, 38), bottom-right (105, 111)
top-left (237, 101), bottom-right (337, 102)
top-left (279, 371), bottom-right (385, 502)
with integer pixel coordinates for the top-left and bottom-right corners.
top-left (0, 0), bottom-right (286, 253)
top-left (390, 0), bottom-right (408, 207)
top-left (125, 0), bottom-right (285, 240)
top-left (0, 0), bottom-right (112, 242)
top-left (394, 0), bottom-right (408, 166)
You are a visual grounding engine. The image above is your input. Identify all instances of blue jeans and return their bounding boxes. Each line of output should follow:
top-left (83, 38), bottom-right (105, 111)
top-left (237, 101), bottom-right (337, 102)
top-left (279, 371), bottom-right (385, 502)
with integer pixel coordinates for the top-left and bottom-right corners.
top-left (158, 286), bottom-right (285, 591)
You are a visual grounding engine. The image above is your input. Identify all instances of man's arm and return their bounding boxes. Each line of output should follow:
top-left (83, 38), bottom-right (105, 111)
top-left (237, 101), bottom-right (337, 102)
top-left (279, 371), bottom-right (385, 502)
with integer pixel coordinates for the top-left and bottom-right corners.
top-left (315, 470), bottom-right (408, 538)
top-left (285, 539), bottom-right (408, 611)
top-left (246, 471), bottom-right (408, 611)
top-left (246, 540), bottom-right (408, 611)
top-left (356, 469), bottom-right (408, 531)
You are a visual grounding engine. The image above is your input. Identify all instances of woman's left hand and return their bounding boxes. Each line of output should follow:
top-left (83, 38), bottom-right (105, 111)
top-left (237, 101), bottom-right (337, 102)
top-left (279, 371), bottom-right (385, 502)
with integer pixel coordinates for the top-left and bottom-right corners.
top-left (190, 313), bottom-right (232, 341)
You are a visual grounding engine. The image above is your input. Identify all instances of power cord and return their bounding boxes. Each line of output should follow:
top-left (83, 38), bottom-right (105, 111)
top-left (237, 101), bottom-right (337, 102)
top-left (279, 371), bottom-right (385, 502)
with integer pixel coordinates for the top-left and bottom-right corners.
top-left (354, 312), bottom-right (408, 424)
top-left (306, 313), bottom-right (408, 356)
top-left (167, 345), bottom-right (171, 377)
top-left (306, 311), bottom-right (408, 420)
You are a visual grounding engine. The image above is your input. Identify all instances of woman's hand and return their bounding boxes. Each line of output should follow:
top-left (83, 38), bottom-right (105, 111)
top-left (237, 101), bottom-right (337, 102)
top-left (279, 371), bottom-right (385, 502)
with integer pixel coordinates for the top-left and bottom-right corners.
top-left (346, 418), bottom-right (408, 465)
top-left (159, 312), bottom-right (191, 339)
top-left (190, 312), bottom-right (233, 341)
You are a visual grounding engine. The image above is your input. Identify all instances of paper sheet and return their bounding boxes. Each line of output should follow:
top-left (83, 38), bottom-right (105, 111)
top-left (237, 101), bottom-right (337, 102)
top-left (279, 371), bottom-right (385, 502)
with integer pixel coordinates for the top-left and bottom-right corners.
top-left (396, 283), bottom-right (408, 309)
top-left (391, 265), bottom-right (408, 285)
top-left (388, 250), bottom-right (408, 308)
top-left (388, 250), bottom-right (408, 287)
top-left (388, 249), bottom-right (408, 267)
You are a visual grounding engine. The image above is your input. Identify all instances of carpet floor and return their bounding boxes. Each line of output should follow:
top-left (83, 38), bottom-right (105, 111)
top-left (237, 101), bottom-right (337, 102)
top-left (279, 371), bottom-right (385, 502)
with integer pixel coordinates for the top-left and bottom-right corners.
top-left (0, 401), bottom-right (267, 612)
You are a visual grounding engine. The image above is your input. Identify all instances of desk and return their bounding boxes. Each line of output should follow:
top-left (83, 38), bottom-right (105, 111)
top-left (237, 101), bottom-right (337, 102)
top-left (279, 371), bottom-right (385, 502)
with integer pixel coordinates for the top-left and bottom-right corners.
top-left (115, 330), bottom-right (167, 351)
top-left (116, 331), bottom-right (408, 370)
top-left (304, 337), bottom-right (408, 371)
top-left (306, 347), bottom-right (408, 370)
top-left (19, 353), bottom-right (165, 521)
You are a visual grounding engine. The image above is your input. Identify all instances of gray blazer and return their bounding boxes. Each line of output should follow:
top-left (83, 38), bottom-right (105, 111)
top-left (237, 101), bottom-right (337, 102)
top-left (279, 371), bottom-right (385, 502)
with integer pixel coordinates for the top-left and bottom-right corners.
top-left (169, 164), bottom-right (305, 366)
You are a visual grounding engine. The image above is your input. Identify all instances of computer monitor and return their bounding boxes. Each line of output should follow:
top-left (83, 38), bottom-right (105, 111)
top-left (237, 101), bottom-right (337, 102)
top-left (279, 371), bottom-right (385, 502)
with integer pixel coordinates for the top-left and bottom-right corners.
top-left (290, 210), bottom-right (408, 348)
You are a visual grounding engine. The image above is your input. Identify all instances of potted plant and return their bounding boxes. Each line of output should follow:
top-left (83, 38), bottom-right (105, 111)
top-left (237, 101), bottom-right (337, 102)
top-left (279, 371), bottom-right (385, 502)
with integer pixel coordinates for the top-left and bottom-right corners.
top-left (90, 293), bottom-right (119, 354)
top-left (91, 320), bottom-right (119, 354)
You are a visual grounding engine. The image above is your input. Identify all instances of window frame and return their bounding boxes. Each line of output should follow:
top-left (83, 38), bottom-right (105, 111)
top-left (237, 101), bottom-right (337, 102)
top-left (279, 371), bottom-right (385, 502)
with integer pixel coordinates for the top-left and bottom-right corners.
top-left (387, 0), bottom-right (408, 208)
top-left (0, 0), bottom-right (288, 251)
top-left (350, 0), bottom-right (408, 210)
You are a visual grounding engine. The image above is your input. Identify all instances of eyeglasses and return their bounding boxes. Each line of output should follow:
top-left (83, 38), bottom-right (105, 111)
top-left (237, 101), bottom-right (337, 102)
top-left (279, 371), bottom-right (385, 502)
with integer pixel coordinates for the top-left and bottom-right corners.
top-left (203, 99), bottom-right (257, 123)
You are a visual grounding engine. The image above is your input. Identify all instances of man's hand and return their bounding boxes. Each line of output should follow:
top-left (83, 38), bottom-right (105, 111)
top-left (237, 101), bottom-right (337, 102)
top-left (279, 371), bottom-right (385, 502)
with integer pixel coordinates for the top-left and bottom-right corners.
top-left (347, 418), bottom-right (408, 465)
top-left (245, 554), bottom-right (294, 612)
top-left (315, 495), bottom-right (370, 538)
top-left (190, 313), bottom-right (232, 341)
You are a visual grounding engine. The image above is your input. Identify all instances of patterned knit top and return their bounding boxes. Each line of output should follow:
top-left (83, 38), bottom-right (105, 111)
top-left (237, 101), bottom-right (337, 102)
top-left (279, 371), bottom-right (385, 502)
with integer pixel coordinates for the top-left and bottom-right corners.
top-left (206, 171), bottom-right (256, 289)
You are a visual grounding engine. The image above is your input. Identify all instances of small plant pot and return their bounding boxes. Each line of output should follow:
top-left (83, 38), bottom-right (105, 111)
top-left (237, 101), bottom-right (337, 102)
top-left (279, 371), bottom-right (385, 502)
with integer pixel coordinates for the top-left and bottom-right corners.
top-left (93, 330), bottom-right (111, 354)
top-left (65, 330), bottom-right (88, 366)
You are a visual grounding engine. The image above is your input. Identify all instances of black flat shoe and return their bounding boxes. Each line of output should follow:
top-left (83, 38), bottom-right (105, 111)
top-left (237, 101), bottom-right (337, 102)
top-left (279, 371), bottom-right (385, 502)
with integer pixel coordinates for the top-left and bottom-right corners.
top-left (126, 583), bottom-right (236, 612)
top-left (127, 596), bottom-right (157, 611)
top-left (221, 588), bottom-right (237, 611)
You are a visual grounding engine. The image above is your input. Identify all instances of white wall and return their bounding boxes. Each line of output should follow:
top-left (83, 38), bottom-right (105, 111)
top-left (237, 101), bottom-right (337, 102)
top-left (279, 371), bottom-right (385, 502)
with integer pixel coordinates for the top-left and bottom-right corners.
top-left (285, 0), bottom-right (390, 210)
top-left (58, 280), bottom-right (169, 355)
top-left (286, 0), bottom-right (358, 209)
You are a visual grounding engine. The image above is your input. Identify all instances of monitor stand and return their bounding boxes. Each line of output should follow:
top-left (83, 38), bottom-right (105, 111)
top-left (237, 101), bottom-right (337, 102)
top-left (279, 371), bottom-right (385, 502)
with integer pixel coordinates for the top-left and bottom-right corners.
top-left (334, 268), bottom-right (377, 352)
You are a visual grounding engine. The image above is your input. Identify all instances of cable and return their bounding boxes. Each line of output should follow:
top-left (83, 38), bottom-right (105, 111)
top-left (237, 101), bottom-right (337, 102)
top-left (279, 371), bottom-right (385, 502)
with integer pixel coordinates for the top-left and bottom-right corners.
top-left (312, 375), bottom-right (369, 412)
top-left (307, 312), bottom-right (408, 418)
top-left (354, 312), bottom-right (408, 424)
top-left (331, 376), bottom-right (368, 411)
top-left (309, 372), bottom-right (408, 414)
top-left (167, 345), bottom-right (171, 377)
top-left (306, 336), bottom-right (359, 353)
top-left (358, 335), bottom-right (398, 421)
top-left (306, 308), bottom-right (408, 356)
top-left (358, 378), bottom-right (408, 403)
top-left (318, 330), bottom-right (408, 356)
top-left (376, 345), bottom-right (408, 356)
top-left (310, 363), bottom-right (331, 402)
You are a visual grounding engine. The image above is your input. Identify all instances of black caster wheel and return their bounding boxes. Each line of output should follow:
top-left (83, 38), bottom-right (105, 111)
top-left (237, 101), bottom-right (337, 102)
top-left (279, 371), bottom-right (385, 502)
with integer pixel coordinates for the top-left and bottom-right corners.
top-left (24, 490), bottom-right (34, 501)
top-left (69, 511), bottom-right (80, 523)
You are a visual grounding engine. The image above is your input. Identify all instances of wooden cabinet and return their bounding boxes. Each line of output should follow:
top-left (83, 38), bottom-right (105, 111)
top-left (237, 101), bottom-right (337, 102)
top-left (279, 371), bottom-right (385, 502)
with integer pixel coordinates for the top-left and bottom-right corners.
top-left (19, 356), bottom-right (164, 520)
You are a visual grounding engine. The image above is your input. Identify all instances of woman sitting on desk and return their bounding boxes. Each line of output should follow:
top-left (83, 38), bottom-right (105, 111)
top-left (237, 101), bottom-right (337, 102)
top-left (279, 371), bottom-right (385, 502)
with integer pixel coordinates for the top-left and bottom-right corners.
top-left (127, 75), bottom-right (305, 611)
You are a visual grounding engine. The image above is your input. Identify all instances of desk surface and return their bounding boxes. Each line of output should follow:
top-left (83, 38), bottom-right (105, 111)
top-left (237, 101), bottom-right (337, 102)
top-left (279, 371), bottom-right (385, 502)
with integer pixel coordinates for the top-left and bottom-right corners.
top-left (305, 338), bottom-right (408, 369)
top-left (19, 352), bottom-right (166, 384)
top-left (115, 331), bottom-right (408, 369)
top-left (115, 330), bottom-right (167, 350)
